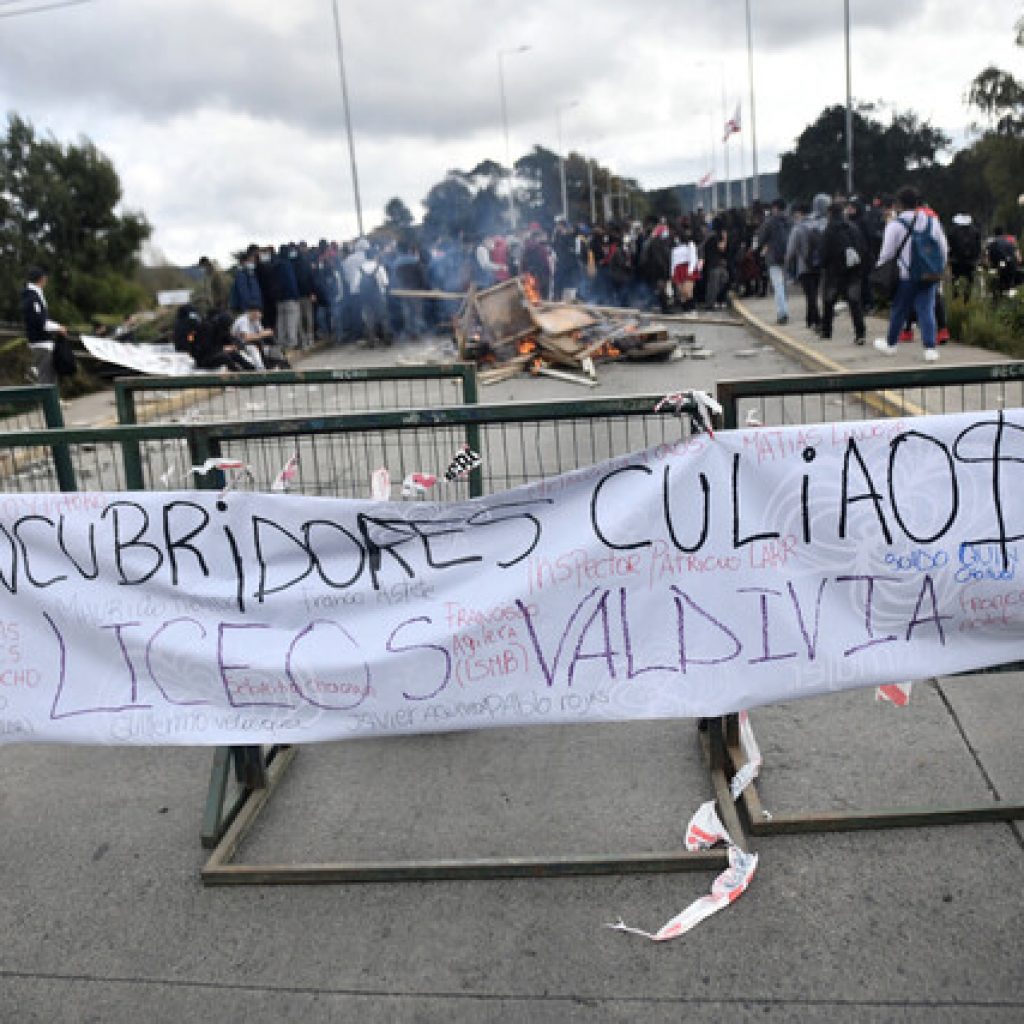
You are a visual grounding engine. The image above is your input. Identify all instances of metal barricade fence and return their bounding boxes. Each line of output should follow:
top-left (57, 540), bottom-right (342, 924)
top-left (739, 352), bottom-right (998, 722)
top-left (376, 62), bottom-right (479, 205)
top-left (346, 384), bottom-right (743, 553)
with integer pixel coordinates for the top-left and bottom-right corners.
top-left (187, 396), bottom-right (689, 500)
top-left (114, 364), bottom-right (479, 426)
top-left (0, 385), bottom-right (70, 491)
top-left (714, 362), bottom-right (1024, 839)
top-left (717, 362), bottom-right (1024, 429)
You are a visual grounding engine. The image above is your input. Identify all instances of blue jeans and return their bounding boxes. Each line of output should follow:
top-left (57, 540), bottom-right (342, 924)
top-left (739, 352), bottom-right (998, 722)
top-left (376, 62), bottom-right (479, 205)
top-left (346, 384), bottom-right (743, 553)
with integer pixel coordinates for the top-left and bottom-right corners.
top-left (887, 280), bottom-right (937, 348)
top-left (769, 264), bottom-right (787, 319)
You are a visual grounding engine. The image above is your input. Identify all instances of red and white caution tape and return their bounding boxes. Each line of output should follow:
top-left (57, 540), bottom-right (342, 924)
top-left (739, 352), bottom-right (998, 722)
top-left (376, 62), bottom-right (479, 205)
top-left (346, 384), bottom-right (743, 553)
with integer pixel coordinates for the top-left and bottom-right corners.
top-left (875, 682), bottom-right (913, 706)
top-left (684, 799), bottom-right (733, 851)
top-left (730, 710), bottom-right (764, 799)
top-left (606, 844), bottom-right (758, 942)
top-left (402, 472), bottom-right (438, 498)
top-left (188, 457), bottom-right (254, 492)
top-left (271, 451), bottom-right (301, 493)
top-left (370, 467), bottom-right (391, 501)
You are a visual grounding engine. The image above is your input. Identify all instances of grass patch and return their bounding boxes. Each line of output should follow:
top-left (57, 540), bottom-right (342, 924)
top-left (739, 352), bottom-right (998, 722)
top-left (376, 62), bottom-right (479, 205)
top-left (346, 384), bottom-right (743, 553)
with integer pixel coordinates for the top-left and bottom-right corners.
top-left (947, 293), bottom-right (1024, 359)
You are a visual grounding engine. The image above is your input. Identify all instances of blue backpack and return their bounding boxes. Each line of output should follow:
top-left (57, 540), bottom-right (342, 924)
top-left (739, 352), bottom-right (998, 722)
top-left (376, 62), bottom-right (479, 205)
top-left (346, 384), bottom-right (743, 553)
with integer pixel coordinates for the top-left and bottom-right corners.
top-left (909, 213), bottom-right (945, 283)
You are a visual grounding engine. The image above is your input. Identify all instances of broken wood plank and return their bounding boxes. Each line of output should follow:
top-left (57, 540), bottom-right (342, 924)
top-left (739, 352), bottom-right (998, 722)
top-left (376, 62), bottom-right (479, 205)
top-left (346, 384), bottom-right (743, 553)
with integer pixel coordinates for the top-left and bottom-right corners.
top-left (533, 364), bottom-right (599, 388)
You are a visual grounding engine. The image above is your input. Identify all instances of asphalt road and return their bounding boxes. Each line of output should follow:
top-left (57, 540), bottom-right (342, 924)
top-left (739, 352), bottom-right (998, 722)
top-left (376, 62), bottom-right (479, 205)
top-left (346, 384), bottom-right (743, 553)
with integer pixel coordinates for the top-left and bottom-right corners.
top-left (2, 310), bottom-right (1022, 1023)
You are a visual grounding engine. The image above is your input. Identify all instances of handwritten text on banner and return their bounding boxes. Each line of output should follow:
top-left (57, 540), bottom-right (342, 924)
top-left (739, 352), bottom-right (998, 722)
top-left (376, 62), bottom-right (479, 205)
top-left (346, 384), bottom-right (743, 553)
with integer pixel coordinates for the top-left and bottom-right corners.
top-left (1, 408), bottom-right (1022, 745)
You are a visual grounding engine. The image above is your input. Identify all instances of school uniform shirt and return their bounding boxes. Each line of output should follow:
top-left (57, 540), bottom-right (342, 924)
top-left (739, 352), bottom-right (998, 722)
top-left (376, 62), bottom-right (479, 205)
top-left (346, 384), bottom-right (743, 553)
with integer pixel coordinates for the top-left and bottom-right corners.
top-left (21, 282), bottom-right (62, 350)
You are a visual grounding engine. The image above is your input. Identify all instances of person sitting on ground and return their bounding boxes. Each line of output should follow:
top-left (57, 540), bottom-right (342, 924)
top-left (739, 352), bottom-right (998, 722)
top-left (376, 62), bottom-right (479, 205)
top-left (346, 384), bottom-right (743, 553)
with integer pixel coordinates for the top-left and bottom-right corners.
top-left (231, 306), bottom-right (290, 369)
top-left (175, 304), bottom-right (256, 372)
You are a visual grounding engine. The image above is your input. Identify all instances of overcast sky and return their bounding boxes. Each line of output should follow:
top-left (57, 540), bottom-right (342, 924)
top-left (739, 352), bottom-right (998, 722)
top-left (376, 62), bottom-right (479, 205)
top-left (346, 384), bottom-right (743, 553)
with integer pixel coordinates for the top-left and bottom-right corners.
top-left (0, 0), bottom-right (1019, 265)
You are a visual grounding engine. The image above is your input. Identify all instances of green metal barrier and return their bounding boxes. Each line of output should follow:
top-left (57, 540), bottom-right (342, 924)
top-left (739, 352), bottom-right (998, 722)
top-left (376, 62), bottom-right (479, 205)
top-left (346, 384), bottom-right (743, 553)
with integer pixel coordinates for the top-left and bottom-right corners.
top-left (716, 361), bottom-right (1024, 429)
top-left (0, 385), bottom-right (72, 490)
top-left (114, 363), bottom-right (479, 426)
top-left (188, 395), bottom-right (684, 502)
top-left (715, 363), bottom-right (1024, 841)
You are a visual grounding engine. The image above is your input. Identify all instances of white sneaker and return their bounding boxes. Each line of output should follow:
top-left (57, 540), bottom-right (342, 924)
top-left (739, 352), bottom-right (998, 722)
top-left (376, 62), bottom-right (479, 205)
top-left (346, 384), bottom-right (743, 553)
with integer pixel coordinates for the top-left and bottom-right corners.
top-left (873, 338), bottom-right (897, 356)
top-left (924, 347), bottom-right (940, 362)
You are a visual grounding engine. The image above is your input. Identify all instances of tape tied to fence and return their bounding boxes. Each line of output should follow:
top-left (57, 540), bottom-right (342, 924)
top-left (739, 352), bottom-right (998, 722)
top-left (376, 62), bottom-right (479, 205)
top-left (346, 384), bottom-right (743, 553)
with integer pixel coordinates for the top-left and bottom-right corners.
top-left (606, 801), bottom-right (758, 942)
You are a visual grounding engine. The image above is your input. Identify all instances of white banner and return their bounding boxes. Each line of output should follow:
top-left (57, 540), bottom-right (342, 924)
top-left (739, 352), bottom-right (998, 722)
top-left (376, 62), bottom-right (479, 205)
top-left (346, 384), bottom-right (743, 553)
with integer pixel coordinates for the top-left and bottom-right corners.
top-left (1, 408), bottom-right (1023, 746)
top-left (81, 335), bottom-right (197, 377)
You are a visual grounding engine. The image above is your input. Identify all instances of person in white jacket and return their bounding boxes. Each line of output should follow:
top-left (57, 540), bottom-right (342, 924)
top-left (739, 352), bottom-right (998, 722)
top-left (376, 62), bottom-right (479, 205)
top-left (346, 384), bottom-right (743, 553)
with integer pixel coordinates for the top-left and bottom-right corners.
top-left (872, 186), bottom-right (948, 362)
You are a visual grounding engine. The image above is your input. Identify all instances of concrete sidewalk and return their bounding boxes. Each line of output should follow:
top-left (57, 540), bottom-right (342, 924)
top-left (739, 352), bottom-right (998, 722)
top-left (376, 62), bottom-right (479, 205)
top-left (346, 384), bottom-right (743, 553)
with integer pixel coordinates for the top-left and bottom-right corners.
top-left (2, 320), bottom-right (1023, 1023)
top-left (732, 290), bottom-right (1009, 376)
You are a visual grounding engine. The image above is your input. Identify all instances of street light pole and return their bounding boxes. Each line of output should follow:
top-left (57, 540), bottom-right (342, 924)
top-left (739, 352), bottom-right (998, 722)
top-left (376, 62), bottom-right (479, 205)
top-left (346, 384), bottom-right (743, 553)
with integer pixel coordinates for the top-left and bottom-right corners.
top-left (330, 0), bottom-right (364, 237)
top-left (844, 0), bottom-right (855, 195)
top-left (498, 45), bottom-right (531, 232)
top-left (556, 100), bottom-right (579, 222)
top-left (745, 0), bottom-right (759, 201)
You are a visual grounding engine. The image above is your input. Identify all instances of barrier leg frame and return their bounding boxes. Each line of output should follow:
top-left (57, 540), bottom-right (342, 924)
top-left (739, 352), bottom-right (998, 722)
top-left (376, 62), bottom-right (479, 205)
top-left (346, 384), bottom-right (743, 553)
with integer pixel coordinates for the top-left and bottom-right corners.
top-left (720, 712), bottom-right (1024, 837)
top-left (200, 726), bottom-right (746, 886)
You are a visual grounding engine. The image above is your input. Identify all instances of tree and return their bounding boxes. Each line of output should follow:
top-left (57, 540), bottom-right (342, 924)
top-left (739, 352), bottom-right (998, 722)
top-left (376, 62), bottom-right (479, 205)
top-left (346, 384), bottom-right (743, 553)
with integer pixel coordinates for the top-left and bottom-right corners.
top-left (778, 104), bottom-right (949, 202)
top-left (383, 196), bottom-right (414, 229)
top-left (0, 114), bottom-right (151, 323)
top-left (421, 174), bottom-right (474, 239)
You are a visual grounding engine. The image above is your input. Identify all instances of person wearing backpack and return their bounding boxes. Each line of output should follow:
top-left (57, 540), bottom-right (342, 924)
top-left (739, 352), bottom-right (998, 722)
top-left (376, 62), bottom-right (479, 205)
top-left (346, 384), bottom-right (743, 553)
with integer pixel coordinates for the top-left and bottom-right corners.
top-left (872, 186), bottom-right (948, 362)
top-left (820, 202), bottom-right (867, 343)
top-left (784, 193), bottom-right (829, 331)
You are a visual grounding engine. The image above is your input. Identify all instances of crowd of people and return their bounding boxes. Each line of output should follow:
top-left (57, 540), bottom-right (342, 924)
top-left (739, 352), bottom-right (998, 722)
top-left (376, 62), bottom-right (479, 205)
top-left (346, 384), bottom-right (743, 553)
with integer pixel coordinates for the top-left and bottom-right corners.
top-left (20, 187), bottom-right (1017, 383)
top-left (192, 192), bottom-right (1010, 366)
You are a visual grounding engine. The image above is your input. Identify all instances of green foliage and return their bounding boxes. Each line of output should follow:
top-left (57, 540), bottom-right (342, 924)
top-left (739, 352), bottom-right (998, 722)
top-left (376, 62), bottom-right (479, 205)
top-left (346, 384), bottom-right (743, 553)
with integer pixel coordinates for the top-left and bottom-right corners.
top-left (948, 289), bottom-right (1024, 358)
top-left (778, 104), bottom-right (950, 203)
top-left (0, 113), bottom-right (151, 323)
top-left (384, 196), bottom-right (414, 229)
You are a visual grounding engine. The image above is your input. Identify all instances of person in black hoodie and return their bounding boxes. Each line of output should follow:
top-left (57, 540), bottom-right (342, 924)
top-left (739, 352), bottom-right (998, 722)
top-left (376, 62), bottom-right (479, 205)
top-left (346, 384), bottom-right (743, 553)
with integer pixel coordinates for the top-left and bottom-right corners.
top-left (820, 201), bottom-right (867, 343)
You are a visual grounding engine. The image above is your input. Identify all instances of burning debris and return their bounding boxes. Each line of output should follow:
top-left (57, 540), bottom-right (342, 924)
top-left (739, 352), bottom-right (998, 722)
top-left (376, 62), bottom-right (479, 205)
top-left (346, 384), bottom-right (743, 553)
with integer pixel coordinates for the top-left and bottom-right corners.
top-left (454, 275), bottom-right (707, 386)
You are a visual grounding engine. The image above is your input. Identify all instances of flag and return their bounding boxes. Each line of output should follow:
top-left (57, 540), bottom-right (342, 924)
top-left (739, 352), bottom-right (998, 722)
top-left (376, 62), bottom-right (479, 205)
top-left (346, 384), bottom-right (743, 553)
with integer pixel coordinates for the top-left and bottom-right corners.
top-left (723, 103), bottom-right (741, 142)
top-left (697, 171), bottom-right (713, 188)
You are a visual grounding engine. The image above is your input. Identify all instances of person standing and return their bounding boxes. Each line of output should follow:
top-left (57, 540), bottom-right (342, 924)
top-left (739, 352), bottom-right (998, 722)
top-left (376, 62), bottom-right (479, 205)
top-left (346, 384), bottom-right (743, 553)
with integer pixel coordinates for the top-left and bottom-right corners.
top-left (228, 244), bottom-right (262, 314)
top-left (873, 186), bottom-right (948, 362)
top-left (947, 214), bottom-right (982, 302)
top-left (785, 193), bottom-right (829, 331)
top-left (20, 266), bottom-right (68, 386)
top-left (757, 199), bottom-right (791, 324)
top-left (274, 244), bottom-right (302, 350)
top-left (819, 202), bottom-right (867, 344)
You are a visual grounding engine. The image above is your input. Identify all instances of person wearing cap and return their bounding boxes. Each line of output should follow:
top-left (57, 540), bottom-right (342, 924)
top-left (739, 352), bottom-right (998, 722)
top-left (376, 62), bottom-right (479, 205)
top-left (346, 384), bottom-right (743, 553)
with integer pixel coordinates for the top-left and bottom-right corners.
top-left (20, 266), bottom-right (68, 386)
top-left (948, 214), bottom-right (982, 302)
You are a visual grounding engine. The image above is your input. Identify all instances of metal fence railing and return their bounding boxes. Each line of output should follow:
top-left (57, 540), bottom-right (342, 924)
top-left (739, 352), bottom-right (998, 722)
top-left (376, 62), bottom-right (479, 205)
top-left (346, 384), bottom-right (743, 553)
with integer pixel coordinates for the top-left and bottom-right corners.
top-left (114, 364), bottom-right (479, 427)
top-left (0, 394), bottom-right (687, 500)
top-left (717, 362), bottom-right (1024, 429)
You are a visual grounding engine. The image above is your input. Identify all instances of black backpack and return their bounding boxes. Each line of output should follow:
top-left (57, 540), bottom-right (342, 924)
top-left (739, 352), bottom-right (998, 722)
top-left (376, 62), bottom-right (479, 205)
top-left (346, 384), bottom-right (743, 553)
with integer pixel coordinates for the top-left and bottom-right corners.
top-left (806, 225), bottom-right (823, 272)
top-left (172, 303), bottom-right (202, 352)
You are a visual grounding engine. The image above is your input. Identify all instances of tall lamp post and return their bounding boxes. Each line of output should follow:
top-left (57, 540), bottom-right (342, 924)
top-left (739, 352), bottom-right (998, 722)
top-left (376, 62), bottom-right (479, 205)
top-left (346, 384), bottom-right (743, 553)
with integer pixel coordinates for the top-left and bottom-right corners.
top-left (330, 0), bottom-right (364, 237)
top-left (498, 44), bottom-right (532, 232)
top-left (844, 0), bottom-right (854, 195)
top-left (745, 0), bottom-right (759, 201)
top-left (556, 99), bottom-right (579, 222)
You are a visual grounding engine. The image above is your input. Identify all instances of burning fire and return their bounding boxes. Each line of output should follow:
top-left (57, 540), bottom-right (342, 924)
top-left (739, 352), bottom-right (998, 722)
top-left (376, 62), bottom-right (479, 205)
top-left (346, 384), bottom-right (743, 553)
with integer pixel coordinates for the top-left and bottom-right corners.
top-left (592, 342), bottom-right (622, 360)
top-left (521, 273), bottom-right (541, 304)
top-left (518, 337), bottom-right (538, 356)
top-left (529, 356), bottom-right (544, 375)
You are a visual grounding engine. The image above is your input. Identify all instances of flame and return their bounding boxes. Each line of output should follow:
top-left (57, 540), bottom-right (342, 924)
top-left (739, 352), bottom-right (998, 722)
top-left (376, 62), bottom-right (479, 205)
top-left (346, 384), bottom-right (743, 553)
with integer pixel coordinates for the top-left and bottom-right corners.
top-left (592, 342), bottom-right (622, 359)
top-left (529, 356), bottom-right (544, 375)
top-left (521, 273), bottom-right (541, 304)
top-left (518, 337), bottom-right (538, 356)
